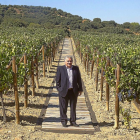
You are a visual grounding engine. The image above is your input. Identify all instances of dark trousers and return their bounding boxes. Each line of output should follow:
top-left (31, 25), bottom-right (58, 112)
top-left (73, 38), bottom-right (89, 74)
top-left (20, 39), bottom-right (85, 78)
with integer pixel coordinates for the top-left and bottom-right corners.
top-left (59, 89), bottom-right (78, 124)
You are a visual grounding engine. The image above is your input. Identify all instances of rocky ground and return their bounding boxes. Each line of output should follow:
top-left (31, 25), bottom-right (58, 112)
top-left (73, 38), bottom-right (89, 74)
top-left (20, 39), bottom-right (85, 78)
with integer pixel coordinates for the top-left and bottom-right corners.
top-left (0, 38), bottom-right (140, 140)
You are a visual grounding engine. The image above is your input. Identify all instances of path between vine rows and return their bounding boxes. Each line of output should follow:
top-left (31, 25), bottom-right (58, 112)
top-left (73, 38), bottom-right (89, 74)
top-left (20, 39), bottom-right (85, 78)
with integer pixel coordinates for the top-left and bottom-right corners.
top-left (41, 38), bottom-right (98, 132)
top-left (0, 38), bottom-right (140, 140)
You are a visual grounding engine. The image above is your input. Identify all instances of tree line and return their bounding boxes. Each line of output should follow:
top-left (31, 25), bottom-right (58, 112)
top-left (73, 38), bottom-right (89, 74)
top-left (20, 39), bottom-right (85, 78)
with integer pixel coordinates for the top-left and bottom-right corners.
top-left (0, 4), bottom-right (140, 34)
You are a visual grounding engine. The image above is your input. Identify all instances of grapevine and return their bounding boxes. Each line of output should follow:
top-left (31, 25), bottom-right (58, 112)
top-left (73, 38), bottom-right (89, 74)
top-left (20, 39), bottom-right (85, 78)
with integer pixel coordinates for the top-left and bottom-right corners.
top-left (72, 30), bottom-right (140, 102)
top-left (0, 27), bottom-right (65, 92)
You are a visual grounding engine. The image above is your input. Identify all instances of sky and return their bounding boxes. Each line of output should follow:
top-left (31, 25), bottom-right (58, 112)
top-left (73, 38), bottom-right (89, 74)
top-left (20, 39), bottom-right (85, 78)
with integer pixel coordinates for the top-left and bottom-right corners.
top-left (0, 0), bottom-right (140, 24)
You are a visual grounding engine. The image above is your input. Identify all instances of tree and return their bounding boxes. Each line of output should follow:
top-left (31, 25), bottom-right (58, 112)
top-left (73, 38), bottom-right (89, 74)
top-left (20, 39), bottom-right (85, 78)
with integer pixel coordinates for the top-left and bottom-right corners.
top-left (57, 9), bottom-right (63, 16)
top-left (43, 22), bottom-right (55, 29)
top-left (123, 22), bottom-right (131, 28)
top-left (28, 23), bottom-right (41, 28)
top-left (93, 18), bottom-right (101, 23)
top-left (1, 18), bottom-right (28, 27)
top-left (102, 21), bottom-right (109, 27)
top-left (102, 20), bottom-right (116, 27)
top-left (91, 22), bottom-right (103, 29)
top-left (80, 22), bottom-right (90, 31)
top-left (108, 20), bottom-right (117, 27)
top-left (130, 22), bottom-right (140, 32)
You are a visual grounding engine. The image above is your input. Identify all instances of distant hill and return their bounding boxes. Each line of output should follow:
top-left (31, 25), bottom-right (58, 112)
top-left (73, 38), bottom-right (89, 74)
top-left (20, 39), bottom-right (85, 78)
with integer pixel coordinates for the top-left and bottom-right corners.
top-left (0, 4), bottom-right (83, 29)
top-left (0, 4), bottom-right (140, 34)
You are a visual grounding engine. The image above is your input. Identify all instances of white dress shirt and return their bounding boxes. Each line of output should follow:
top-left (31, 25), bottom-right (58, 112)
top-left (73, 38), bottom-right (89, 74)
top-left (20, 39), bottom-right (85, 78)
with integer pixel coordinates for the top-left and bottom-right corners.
top-left (66, 66), bottom-right (73, 89)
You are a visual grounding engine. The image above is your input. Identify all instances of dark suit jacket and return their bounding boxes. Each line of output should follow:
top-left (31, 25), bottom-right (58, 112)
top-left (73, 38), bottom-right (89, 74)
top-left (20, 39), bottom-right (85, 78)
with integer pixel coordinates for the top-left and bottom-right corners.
top-left (56, 65), bottom-right (83, 97)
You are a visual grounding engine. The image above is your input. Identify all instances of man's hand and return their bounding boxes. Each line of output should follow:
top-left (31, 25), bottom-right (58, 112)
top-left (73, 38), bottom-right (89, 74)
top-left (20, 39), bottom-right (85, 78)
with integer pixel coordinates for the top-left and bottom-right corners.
top-left (78, 91), bottom-right (82, 96)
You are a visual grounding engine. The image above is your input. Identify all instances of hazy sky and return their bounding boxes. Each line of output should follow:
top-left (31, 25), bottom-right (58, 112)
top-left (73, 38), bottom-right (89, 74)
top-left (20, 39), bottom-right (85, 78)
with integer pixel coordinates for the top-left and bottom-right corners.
top-left (1, 0), bottom-right (140, 24)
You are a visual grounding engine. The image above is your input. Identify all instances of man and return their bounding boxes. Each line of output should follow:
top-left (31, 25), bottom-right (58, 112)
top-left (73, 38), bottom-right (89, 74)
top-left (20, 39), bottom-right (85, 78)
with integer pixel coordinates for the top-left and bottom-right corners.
top-left (56, 56), bottom-right (83, 127)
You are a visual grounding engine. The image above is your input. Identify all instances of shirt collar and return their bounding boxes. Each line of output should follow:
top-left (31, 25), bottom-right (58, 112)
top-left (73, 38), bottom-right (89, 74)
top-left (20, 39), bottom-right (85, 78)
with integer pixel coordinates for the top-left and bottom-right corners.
top-left (65, 65), bottom-right (73, 69)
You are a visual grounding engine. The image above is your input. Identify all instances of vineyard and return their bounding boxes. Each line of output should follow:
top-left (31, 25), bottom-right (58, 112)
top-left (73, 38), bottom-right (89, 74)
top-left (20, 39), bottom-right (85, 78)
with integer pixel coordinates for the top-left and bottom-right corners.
top-left (71, 31), bottom-right (140, 128)
top-left (0, 27), bottom-right (140, 139)
top-left (0, 27), bottom-right (65, 92)
top-left (72, 30), bottom-right (140, 102)
top-left (0, 27), bottom-right (65, 124)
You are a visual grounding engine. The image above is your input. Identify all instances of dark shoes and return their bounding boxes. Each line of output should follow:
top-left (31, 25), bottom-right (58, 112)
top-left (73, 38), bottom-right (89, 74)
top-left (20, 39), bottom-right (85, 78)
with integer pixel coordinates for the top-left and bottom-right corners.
top-left (61, 122), bottom-right (79, 127)
top-left (61, 122), bottom-right (68, 127)
top-left (70, 122), bottom-right (79, 127)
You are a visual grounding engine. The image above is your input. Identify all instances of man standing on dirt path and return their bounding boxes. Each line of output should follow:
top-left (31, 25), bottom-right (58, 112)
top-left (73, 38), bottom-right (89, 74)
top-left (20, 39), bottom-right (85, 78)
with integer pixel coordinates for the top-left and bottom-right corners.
top-left (56, 55), bottom-right (83, 127)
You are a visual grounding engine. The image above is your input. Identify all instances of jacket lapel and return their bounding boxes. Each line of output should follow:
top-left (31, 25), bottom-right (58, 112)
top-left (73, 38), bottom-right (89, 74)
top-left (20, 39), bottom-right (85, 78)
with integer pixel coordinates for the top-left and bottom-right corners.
top-left (72, 65), bottom-right (75, 82)
top-left (63, 65), bottom-right (68, 79)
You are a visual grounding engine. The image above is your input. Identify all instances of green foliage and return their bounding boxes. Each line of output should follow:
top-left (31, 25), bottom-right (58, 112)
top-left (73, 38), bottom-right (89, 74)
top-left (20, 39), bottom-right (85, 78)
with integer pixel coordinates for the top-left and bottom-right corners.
top-left (72, 31), bottom-right (140, 130)
top-left (1, 18), bottom-right (28, 27)
top-left (28, 23), bottom-right (41, 28)
top-left (123, 22), bottom-right (131, 29)
top-left (94, 27), bottom-right (132, 34)
top-left (130, 23), bottom-right (140, 33)
top-left (131, 22), bottom-right (139, 26)
top-left (105, 66), bottom-right (116, 87)
top-left (0, 4), bottom-right (140, 33)
top-left (119, 105), bottom-right (131, 129)
top-left (42, 22), bottom-right (55, 29)
top-left (93, 18), bottom-right (101, 23)
top-left (72, 31), bottom-right (140, 102)
top-left (0, 27), bottom-right (65, 92)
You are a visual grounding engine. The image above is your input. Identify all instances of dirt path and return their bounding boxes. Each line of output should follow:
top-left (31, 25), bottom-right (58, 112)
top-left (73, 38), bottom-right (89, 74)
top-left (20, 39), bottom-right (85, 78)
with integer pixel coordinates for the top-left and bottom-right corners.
top-left (0, 38), bottom-right (140, 140)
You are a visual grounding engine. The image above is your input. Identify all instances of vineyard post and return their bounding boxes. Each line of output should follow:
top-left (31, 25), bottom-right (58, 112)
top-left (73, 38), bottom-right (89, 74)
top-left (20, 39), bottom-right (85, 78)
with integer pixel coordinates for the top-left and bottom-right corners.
top-left (80, 47), bottom-right (82, 63)
top-left (55, 41), bottom-right (57, 58)
top-left (84, 46), bottom-right (87, 72)
top-left (0, 91), bottom-right (6, 122)
top-left (53, 41), bottom-right (56, 61)
top-left (48, 54), bottom-right (51, 72)
top-left (47, 44), bottom-right (50, 73)
top-left (78, 41), bottom-right (80, 56)
top-left (46, 53), bottom-right (49, 75)
top-left (114, 63), bottom-right (120, 128)
top-left (56, 40), bottom-right (59, 56)
top-left (49, 43), bottom-right (52, 70)
top-left (31, 56), bottom-right (35, 96)
top-left (35, 54), bottom-right (39, 88)
top-left (87, 54), bottom-right (89, 75)
top-left (24, 53), bottom-right (28, 108)
top-left (44, 45), bottom-right (48, 74)
top-left (42, 45), bottom-right (45, 77)
top-left (106, 58), bottom-right (110, 111)
top-left (12, 56), bottom-right (20, 124)
top-left (52, 42), bottom-right (54, 61)
top-left (51, 42), bottom-right (53, 62)
top-left (100, 59), bottom-right (104, 101)
top-left (90, 54), bottom-right (94, 79)
top-left (79, 42), bottom-right (82, 63)
top-left (54, 41), bottom-right (56, 59)
top-left (95, 54), bottom-right (99, 91)
top-left (50, 42), bottom-right (53, 68)
top-left (86, 46), bottom-right (89, 75)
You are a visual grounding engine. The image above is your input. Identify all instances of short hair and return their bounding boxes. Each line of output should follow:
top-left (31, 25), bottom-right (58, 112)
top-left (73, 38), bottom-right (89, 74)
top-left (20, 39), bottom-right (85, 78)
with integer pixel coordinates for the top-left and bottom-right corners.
top-left (64, 55), bottom-right (73, 62)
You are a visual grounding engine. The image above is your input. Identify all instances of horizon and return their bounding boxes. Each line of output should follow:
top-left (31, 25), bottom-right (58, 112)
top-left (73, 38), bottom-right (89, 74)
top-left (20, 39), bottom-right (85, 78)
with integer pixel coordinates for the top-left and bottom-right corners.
top-left (0, 0), bottom-right (140, 24)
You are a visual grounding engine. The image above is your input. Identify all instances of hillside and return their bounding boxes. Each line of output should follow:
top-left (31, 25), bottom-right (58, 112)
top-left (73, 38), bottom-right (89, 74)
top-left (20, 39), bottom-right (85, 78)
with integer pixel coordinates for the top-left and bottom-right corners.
top-left (0, 4), bottom-right (82, 29)
top-left (0, 4), bottom-right (140, 34)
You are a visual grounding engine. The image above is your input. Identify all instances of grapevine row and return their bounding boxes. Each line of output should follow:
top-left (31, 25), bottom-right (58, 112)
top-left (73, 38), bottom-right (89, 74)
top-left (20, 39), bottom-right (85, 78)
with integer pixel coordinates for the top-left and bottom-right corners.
top-left (0, 27), bottom-right (65, 123)
top-left (71, 31), bottom-right (140, 128)
top-left (72, 31), bottom-right (140, 102)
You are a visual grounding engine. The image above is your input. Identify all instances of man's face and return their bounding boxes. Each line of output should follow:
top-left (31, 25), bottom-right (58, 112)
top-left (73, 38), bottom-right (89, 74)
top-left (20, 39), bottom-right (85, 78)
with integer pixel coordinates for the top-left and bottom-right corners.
top-left (65, 58), bottom-right (72, 68)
